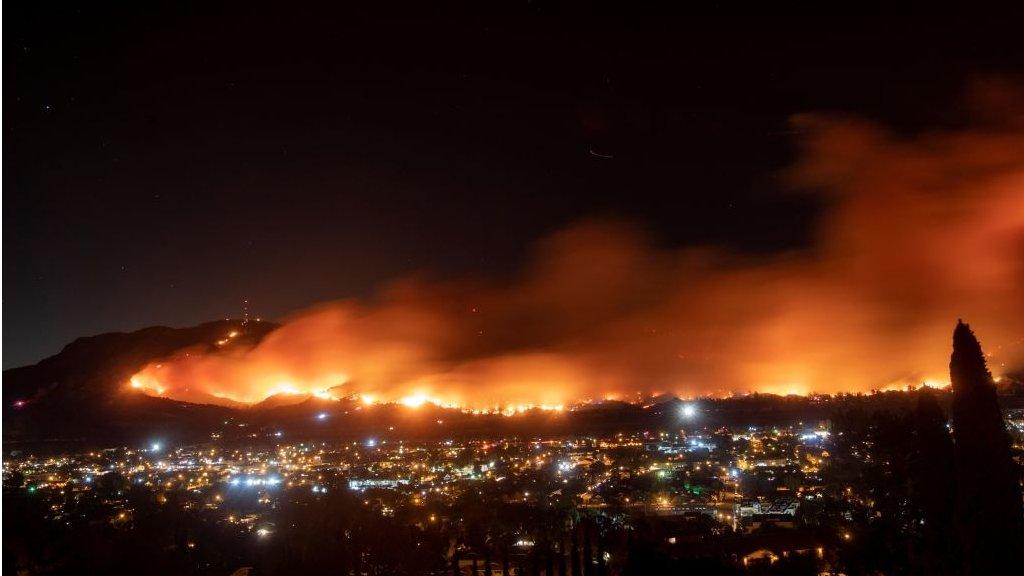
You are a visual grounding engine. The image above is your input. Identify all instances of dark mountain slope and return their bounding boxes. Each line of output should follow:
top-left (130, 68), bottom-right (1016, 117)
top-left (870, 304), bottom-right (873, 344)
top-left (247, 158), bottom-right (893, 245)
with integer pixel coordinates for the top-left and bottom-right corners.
top-left (3, 320), bottom-right (277, 448)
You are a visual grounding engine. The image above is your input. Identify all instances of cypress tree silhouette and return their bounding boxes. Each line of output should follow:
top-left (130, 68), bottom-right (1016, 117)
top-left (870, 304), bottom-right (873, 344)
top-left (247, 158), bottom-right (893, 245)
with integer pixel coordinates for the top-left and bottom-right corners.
top-left (352, 533), bottom-right (363, 576)
top-left (582, 523), bottom-right (593, 576)
top-left (339, 532), bottom-right (350, 576)
top-left (908, 388), bottom-right (956, 576)
top-left (570, 527), bottom-right (581, 576)
top-left (557, 536), bottom-right (567, 576)
top-left (949, 320), bottom-right (1022, 575)
top-left (545, 542), bottom-right (554, 576)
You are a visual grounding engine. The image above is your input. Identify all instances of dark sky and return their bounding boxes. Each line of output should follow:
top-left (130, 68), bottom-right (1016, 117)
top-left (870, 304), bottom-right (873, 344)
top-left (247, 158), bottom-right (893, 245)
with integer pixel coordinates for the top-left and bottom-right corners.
top-left (5, 3), bottom-right (1023, 368)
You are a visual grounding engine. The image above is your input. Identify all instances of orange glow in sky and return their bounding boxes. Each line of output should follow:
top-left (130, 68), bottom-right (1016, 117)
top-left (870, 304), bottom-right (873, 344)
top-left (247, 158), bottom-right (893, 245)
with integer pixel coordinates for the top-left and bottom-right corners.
top-left (129, 86), bottom-right (1024, 410)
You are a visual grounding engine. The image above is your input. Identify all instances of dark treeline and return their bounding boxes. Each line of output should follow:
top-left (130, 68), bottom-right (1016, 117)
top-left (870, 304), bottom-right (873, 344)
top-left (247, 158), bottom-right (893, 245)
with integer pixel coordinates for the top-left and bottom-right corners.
top-left (824, 322), bottom-right (1022, 575)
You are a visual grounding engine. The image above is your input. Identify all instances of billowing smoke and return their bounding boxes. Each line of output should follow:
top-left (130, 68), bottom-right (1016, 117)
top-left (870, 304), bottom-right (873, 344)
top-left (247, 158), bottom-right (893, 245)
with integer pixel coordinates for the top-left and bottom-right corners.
top-left (132, 85), bottom-right (1024, 409)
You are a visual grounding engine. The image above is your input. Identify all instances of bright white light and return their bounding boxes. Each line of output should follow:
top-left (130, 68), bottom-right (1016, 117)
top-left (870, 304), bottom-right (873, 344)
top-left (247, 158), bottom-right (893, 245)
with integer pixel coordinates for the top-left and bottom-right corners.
top-left (316, 412), bottom-right (328, 421)
top-left (681, 403), bottom-right (697, 419)
top-left (256, 528), bottom-right (271, 538)
top-left (365, 438), bottom-right (377, 448)
top-left (150, 442), bottom-right (163, 452)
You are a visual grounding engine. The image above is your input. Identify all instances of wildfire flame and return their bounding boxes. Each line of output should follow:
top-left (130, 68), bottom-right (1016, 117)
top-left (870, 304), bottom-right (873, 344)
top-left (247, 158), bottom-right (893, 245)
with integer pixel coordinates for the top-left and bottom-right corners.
top-left (129, 82), bottom-right (1024, 409)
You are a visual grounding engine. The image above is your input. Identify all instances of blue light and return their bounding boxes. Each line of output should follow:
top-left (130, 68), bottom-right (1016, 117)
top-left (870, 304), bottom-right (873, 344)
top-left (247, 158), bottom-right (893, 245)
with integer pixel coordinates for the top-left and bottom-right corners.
top-left (365, 438), bottom-right (377, 448)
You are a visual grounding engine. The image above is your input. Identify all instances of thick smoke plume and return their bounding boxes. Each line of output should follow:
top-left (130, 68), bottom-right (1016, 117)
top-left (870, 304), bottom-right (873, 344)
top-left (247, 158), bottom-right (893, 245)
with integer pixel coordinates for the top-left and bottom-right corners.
top-left (133, 86), bottom-right (1024, 409)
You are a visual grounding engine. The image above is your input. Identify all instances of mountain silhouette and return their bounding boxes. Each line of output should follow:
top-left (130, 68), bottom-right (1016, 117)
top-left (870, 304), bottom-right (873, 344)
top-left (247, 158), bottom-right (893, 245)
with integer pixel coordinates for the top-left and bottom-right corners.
top-left (3, 320), bottom-right (277, 449)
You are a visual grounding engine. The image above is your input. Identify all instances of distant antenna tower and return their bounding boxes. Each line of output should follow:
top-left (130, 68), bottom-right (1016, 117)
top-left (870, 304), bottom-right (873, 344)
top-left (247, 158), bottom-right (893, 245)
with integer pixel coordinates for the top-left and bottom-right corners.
top-left (243, 299), bottom-right (250, 324)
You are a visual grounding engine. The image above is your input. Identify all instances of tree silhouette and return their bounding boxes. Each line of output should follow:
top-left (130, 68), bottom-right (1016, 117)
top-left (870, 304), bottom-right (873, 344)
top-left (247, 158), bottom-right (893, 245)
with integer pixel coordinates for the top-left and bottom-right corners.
top-left (557, 536), bottom-right (567, 576)
top-left (908, 388), bottom-right (956, 576)
top-left (570, 526), bottom-right (581, 576)
top-left (949, 320), bottom-right (1022, 574)
top-left (582, 521), bottom-right (593, 576)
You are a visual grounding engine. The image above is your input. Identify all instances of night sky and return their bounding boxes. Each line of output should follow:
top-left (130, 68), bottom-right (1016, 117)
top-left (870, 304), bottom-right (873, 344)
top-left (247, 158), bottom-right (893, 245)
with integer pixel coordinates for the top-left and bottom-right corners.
top-left (6, 4), bottom-right (1024, 369)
